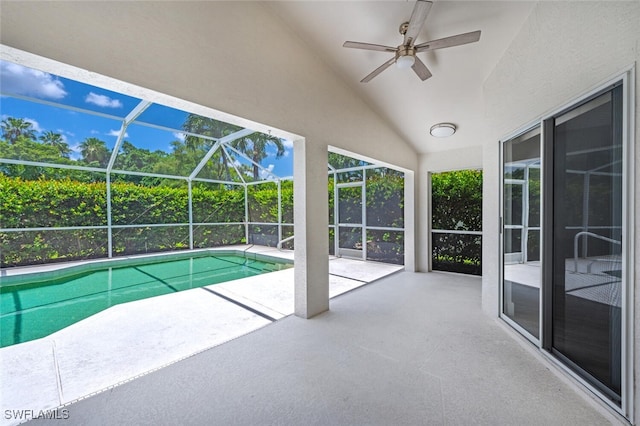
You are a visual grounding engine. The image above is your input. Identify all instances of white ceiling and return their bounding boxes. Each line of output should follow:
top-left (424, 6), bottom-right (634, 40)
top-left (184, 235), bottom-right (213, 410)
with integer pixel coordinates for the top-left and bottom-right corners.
top-left (268, 1), bottom-right (535, 154)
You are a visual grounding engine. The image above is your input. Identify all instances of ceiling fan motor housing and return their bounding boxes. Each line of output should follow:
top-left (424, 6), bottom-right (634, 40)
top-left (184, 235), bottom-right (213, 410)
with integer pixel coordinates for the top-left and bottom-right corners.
top-left (396, 46), bottom-right (416, 60)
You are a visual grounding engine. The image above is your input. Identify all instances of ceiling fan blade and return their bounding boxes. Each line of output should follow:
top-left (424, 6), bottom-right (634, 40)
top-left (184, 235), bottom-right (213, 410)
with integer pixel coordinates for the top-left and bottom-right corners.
top-left (343, 41), bottom-right (397, 53)
top-left (415, 30), bottom-right (481, 52)
top-left (411, 56), bottom-right (432, 81)
top-left (361, 57), bottom-right (396, 83)
top-left (403, 0), bottom-right (433, 46)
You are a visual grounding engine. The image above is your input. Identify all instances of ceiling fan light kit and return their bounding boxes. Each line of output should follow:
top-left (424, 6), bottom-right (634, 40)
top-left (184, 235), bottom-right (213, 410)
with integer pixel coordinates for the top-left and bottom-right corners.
top-left (396, 55), bottom-right (415, 69)
top-left (343, 0), bottom-right (481, 82)
top-left (430, 123), bottom-right (456, 138)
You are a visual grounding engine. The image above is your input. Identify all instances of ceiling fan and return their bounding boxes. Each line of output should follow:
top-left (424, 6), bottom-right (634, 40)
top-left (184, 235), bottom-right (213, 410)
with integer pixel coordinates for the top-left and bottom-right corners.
top-left (343, 0), bottom-right (481, 83)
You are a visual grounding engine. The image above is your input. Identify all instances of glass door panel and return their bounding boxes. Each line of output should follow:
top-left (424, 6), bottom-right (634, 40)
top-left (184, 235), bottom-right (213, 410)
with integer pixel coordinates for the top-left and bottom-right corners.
top-left (551, 87), bottom-right (623, 404)
top-left (502, 127), bottom-right (541, 339)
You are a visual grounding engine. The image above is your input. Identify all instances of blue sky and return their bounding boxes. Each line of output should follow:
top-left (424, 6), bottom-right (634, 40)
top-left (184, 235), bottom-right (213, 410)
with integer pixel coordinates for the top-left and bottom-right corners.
top-left (0, 60), bottom-right (293, 178)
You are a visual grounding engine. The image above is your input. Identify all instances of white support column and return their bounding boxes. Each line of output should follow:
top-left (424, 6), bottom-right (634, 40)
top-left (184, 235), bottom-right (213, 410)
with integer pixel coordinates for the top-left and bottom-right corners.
top-left (294, 138), bottom-right (329, 319)
top-left (403, 170), bottom-right (417, 272)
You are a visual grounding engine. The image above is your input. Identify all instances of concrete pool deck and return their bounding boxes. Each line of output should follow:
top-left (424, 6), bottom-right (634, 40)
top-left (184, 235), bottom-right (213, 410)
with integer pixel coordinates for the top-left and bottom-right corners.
top-left (0, 246), bottom-right (402, 425)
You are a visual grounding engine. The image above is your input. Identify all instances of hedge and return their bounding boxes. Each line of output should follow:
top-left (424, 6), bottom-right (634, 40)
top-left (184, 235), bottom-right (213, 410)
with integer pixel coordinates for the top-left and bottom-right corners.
top-left (0, 175), bottom-right (255, 266)
top-left (1, 174), bottom-right (405, 267)
top-left (328, 172), bottom-right (404, 264)
top-left (431, 170), bottom-right (483, 275)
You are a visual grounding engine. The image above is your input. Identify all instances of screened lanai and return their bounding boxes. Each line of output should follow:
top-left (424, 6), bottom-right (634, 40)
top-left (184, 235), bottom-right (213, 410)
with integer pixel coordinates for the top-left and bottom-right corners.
top-left (0, 60), bottom-right (405, 268)
top-left (0, 60), bottom-right (295, 267)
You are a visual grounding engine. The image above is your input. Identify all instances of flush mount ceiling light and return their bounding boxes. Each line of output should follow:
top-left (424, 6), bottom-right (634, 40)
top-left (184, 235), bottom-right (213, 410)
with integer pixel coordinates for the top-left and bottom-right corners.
top-left (430, 123), bottom-right (456, 138)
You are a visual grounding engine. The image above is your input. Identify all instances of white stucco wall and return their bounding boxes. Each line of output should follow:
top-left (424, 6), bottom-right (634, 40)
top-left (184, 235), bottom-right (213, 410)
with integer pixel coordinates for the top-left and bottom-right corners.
top-left (0, 1), bottom-right (418, 318)
top-left (482, 2), bottom-right (639, 421)
top-left (0, 2), bottom-right (417, 170)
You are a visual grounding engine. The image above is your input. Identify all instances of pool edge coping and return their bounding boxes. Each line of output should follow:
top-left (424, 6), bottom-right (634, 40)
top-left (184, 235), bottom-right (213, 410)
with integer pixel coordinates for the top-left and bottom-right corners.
top-left (0, 247), bottom-right (294, 287)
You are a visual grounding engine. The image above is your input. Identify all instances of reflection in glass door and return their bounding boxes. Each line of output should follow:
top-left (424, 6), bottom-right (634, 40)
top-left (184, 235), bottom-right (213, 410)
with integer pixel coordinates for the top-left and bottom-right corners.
top-left (549, 86), bottom-right (623, 404)
top-left (337, 184), bottom-right (364, 259)
top-left (502, 127), bottom-right (541, 338)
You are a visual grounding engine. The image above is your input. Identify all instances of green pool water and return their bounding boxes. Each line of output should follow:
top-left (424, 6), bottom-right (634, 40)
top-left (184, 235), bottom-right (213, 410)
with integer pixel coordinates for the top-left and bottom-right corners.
top-left (0, 254), bottom-right (290, 348)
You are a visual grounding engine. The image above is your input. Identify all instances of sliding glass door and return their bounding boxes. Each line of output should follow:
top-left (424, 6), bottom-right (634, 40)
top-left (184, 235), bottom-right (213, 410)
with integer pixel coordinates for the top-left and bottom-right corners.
top-left (501, 79), bottom-right (629, 412)
top-left (549, 86), bottom-right (623, 404)
top-left (502, 127), bottom-right (541, 338)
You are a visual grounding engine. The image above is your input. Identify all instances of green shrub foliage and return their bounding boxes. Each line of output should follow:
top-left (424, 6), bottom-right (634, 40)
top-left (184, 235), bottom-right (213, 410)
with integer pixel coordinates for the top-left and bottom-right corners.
top-left (432, 170), bottom-right (482, 231)
top-left (1, 169), bottom-right (408, 267)
top-left (431, 170), bottom-right (483, 275)
top-left (0, 175), bottom-right (255, 267)
top-left (328, 170), bottom-right (405, 264)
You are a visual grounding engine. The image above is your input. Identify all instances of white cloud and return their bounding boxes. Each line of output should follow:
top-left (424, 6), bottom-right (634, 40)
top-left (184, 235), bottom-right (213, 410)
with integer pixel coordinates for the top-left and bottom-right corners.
top-left (259, 164), bottom-right (276, 180)
top-left (85, 92), bottom-right (123, 108)
top-left (282, 140), bottom-right (293, 157)
top-left (69, 144), bottom-right (82, 160)
top-left (173, 132), bottom-right (186, 142)
top-left (57, 129), bottom-right (75, 138)
top-left (108, 129), bottom-right (129, 138)
top-left (282, 139), bottom-right (294, 149)
top-left (265, 139), bottom-right (293, 159)
top-left (24, 118), bottom-right (43, 133)
top-left (0, 61), bottom-right (67, 100)
top-left (90, 130), bottom-right (100, 135)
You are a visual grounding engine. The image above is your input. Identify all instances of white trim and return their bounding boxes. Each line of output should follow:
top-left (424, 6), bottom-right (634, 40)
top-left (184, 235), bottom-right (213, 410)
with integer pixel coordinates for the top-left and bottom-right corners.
top-left (431, 229), bottom-right (482, 235)
top-left (621, 66), bottom-right (635, 422)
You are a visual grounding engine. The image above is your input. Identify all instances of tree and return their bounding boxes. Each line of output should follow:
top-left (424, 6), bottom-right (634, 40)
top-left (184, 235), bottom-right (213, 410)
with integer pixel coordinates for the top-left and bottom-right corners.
top-left (182, 114), bottom-right (241, 144)
top-left (241, 133), bottom-right (285, 180)
top-left (328, 152), bottom-right (367, 170)
top-left (181, 114), bottom-right (286, 181)
top-left (39, 131), bottom-right (72, 158)
top-left (1, 117), bottom-right (37, 144)
top-left (0, 136), bottom-right (76, 179)
top-left (79, 137), bottom-right (110, 167)
top-left (181, 114), bottom-right (240, 180)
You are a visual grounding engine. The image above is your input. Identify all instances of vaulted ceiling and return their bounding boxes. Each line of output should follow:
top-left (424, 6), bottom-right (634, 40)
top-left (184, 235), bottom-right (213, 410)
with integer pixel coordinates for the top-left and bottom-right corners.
top-left (268, 1), bottom-right (535, 154)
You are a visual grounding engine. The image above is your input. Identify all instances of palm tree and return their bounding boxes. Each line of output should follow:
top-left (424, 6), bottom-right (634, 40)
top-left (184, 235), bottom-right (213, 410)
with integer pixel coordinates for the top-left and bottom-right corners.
top-left (182, 114), bottom-right (241, 146)
top-left (1, 117), bottom-right (37, 144)
top-left (241, 133), bottom-right (285, 180)
top-left (39, 131), bottom-right (72, 158)
top-left (181, 114), bottom-right (286, 181)
top-left (182, 114), bottom-right (240, 179)
top-left (79, 137), bottom-right (110, 167)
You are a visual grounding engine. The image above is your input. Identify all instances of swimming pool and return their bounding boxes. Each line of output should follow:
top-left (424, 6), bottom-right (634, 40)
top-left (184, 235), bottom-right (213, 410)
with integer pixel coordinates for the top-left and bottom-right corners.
top-left (0, 252), bottom-right (292, 348)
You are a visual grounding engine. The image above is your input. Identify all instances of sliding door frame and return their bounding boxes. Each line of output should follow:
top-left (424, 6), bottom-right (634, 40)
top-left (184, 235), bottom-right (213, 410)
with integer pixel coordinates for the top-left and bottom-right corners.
top-left (499, 66), bottom-right (635, 419)
top-left (499, 122), bottom-right (543, 345)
